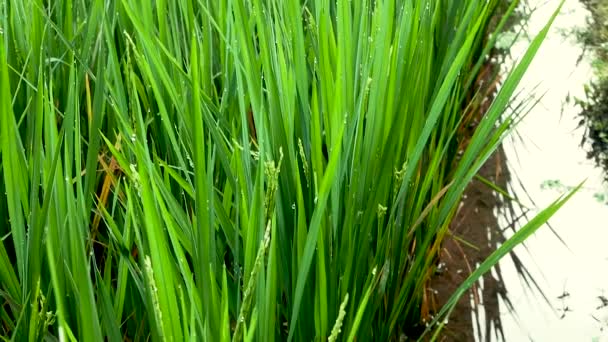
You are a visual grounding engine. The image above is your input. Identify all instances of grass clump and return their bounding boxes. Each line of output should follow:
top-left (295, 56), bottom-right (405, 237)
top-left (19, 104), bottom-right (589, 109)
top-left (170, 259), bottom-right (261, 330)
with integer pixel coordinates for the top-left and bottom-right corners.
top-left (0, 0), bottom-right (572, 340)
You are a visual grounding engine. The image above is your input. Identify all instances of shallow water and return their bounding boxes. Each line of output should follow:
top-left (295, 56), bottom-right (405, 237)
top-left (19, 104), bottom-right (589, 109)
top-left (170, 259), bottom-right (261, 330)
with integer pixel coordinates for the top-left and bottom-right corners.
top-left (488, 0), bottom-right (608, 341)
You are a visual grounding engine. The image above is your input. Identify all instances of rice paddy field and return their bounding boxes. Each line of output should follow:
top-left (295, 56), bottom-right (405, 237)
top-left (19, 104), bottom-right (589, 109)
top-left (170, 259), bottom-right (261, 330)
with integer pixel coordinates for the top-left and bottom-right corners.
top-left (0, 0), bottom-right (577, 340)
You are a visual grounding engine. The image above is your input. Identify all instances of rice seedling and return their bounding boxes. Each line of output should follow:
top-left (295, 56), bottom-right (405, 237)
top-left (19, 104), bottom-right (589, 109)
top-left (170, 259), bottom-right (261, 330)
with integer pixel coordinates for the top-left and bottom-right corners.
top-left (0, 0), bottom-right (574, 340)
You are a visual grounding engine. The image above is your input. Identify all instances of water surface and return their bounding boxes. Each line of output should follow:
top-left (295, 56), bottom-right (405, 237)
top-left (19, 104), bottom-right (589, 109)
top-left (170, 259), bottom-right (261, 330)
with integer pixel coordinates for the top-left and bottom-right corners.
top-left (493, 1), bottom-right (608, 340)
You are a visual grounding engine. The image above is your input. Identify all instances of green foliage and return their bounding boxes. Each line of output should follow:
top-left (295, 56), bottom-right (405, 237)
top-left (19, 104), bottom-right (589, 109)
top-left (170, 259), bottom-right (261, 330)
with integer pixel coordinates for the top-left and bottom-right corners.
top-left (0, 0), bottom-right (569, 341)
top-left (575, 79), bottom-right (608, 177)
top-left (580, 0), bottom-right (608, 78)
top-left (576, 0), bottom-right (608, 176)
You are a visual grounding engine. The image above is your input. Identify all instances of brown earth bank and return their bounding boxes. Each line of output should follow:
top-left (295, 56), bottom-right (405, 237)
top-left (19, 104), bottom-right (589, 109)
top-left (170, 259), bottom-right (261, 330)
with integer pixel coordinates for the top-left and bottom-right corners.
top-left (429, 145), bottom-right (516, 342)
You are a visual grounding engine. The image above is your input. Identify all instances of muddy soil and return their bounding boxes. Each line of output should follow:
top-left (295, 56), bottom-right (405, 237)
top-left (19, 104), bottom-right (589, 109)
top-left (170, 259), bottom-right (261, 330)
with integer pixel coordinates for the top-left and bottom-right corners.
top-left (429, 146), bottom-right (517, 342)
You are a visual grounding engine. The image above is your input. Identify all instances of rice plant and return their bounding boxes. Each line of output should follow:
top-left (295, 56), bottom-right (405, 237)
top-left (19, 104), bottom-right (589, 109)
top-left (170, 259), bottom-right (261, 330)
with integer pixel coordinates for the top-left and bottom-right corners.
top-left (0, 0), bottom-right (574, 340)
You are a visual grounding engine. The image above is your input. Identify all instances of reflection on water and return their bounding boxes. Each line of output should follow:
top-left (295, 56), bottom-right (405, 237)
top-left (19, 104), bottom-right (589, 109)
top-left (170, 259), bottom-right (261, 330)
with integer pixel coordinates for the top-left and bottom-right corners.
top-left (496, 0), bottom-right (608, 341)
